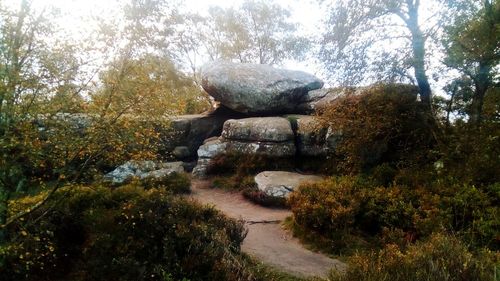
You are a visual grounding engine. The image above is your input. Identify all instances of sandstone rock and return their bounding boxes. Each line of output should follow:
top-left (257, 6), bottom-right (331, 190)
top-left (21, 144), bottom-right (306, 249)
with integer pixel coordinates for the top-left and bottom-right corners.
top-left (172, 146), bottom-right (190, 159)
top-left (201, 61), bottom-right (323, 114)
top-left (225, 140), bottom-right (296, 158)
top-left (325, 127), bottom-right (342, 152)
top-left (161, 113), bottom-right (231, 158)
top-left (222, 117), bottom-right (294, 142)
top-left (197, 138), bottom-right (227, 158)
top-left (192, 158), bottom-right (211, 179)
top-left (255, 171), bottom-right (323, 198)
top-left (103, 160), bottom-right (184, 185)
top-left (288, 115), bottom-right (329, 156)
top-left (297, 88), bottom-right (348, 113)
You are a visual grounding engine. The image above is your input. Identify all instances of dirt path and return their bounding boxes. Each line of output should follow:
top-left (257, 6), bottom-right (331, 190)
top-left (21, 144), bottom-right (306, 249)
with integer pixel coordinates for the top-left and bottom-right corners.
top-left (190, 179), bottom-right (346, 278)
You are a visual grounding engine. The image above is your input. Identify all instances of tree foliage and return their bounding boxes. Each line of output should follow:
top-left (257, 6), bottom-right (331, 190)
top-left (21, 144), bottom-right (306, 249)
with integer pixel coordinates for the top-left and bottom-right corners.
top-left (320, 0), bottom-right (436, 108)
top-left (203, 0), bottom-right (309, 65)
top-left (442, 0), bottom-right (500, 125)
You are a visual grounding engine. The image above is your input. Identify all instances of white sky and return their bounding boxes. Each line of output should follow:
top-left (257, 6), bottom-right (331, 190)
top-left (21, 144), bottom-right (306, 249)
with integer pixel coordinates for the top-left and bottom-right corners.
top-left (4, 0), bottom-right (324, 73)
top-left (4, 0), bottom-right (450, 90)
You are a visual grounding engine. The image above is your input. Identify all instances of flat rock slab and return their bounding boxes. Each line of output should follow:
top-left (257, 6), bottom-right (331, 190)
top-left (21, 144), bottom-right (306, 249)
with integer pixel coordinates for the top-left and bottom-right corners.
top-left (222, 117), bottom-right (294, 142)
top-left (201, 61), bottom-right (323, 114)
top-left (255, 171), bottom-right (323, 198)
top-left (103, 161), bottom-right (184, 185)
top-left (190, 179), bottom-right (345, 278)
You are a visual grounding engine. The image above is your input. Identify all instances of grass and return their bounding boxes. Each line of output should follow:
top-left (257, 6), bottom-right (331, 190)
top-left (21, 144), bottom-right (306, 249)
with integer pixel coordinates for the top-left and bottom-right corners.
top-left (282, 217), bottom-right (373, 259)
top-left (241, 254), bottom-right (325, 281)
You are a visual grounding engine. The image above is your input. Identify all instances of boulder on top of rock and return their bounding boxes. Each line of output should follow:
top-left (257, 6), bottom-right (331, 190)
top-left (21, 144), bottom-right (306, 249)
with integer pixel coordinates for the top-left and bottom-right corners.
top-left (222, 117), bottom-right (294, 142)
top-left (201, 61), bottom-right (323, 114)
top-left (296, 88), bottom-right (349, 113)
top-left (255, 171), bottom-right (323, 198)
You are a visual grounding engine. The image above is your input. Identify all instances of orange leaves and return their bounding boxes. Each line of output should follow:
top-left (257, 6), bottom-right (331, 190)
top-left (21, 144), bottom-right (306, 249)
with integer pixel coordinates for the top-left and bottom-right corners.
top-left (318, 83), bottom-right (430, 173)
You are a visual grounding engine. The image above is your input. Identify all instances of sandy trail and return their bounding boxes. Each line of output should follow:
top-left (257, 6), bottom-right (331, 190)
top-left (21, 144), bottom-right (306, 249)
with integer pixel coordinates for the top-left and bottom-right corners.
top-left (190, 179), bottom-right (345, 278)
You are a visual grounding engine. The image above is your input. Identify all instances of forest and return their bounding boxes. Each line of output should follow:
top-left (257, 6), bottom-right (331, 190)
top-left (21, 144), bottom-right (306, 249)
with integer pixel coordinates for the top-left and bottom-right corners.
top-left (0, 0), bottom-right (499, 280)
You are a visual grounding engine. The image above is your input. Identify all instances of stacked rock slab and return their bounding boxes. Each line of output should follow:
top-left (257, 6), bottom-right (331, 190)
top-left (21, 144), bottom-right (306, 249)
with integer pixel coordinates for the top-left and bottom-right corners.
top-left (192, 117), bottom-right (296, 177)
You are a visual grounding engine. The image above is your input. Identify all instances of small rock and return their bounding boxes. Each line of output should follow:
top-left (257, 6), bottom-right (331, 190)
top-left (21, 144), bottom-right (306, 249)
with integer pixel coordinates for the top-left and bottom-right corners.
top-left (197, 138), bottom-right (228, 158)
top-left (103, 160), bottom-right (184, 185)
top-left (255, 171), bottom-right (323, 198)
top-left (192, 158), bottom-right (211, 179)
top-left (173, 146), bottom-right (190, 159)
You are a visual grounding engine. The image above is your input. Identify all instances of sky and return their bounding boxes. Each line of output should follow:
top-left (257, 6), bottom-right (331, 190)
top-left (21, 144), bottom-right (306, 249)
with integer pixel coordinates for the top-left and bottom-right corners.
top-left (3, 0), bottom-right (451, 91)
top-left (4, 0), bottom-right (325, 74)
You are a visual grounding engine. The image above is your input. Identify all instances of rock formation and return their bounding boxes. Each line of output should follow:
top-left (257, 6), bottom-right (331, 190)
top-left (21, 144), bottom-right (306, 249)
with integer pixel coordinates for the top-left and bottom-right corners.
top-left (192, 62), bottom-right (334, 178)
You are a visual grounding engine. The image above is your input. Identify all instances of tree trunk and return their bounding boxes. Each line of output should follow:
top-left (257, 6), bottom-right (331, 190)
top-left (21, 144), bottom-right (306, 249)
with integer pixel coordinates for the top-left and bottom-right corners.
top-left (406, 1), bottom-right (432, 110)
top-left (0, 189), bottom-right (9, 244)
top-left (470, 63), bottom-right (491, 126)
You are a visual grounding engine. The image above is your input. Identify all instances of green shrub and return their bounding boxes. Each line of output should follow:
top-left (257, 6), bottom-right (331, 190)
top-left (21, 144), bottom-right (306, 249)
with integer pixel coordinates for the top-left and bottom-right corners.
top-left (212, 175), bottom-right (256, 191)
top-left (143, 172), bottom-right (191, 194)
top-left (369, 163), bottom-right (397, 187)
top-left (318, 83), bottom-right (434, 173)
top-left (289, 177), bottom-right (363, 234)
top-left (206, 153), bottom-right (294, 177)
top-left (289, 175), bottom-right (500, 254)
top-left (242, 188), bottom-right (288, 208)
top-left (329, 233), bottom-right (499, 281)
top-left (1, 185), bottom-right (249, 281)
top-left (441, 182), bottom-right (500, 250)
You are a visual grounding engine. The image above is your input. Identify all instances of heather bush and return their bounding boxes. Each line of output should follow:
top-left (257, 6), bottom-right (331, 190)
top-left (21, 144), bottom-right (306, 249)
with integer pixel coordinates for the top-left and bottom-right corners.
top-left (318, 83), bottom-right (435, 173)
top-left (142, 172), bottom-right (191, 194)
top-left (242, 188), bottom-right (288, 208)
top-left (329, 233), bottom-right (499, 281)
top-left (288, 176), bottom-right (499, 253)
top-left (1, 184), bottom-right (249, 281)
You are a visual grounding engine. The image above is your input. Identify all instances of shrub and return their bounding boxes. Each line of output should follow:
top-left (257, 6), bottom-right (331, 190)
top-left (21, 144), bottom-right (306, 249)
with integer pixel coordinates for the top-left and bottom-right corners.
top-left (318, 83), bottom-right (435, 173)
top-left (441, 182), bottom-right (500, 250)
top-left (369, 163), bottom-right (397, 187)
top-left (242, 188), bottom-right (288, 208)
top-left (289, 177), bottom-right (364, 234)
top-left (289, 175), bottom-right (500, 254)
top-left (206, 153), bottom-right (294, 177)
top-left (143, 172), bottom-right (191, 194)
top-left (212, 175), bottom-right (256, 191)
top-left (1, 185), bottom-right (249, 281)
top-left (329, 233), bottom-right (499, 281)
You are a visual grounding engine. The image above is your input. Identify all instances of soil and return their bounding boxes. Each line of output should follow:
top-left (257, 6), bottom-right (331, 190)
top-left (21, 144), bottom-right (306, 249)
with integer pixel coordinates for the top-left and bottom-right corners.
top-left (190, 179), bottom-right (346, 278)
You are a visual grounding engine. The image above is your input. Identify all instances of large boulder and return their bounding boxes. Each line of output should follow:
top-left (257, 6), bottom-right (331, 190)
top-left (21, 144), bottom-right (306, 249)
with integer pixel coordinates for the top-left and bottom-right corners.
top-left (255, 171), bottom-right (323, 198)
top-left (201, 61), bottom-right (323, 114)
top-left (103, 160), bottom-right (184, 185)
